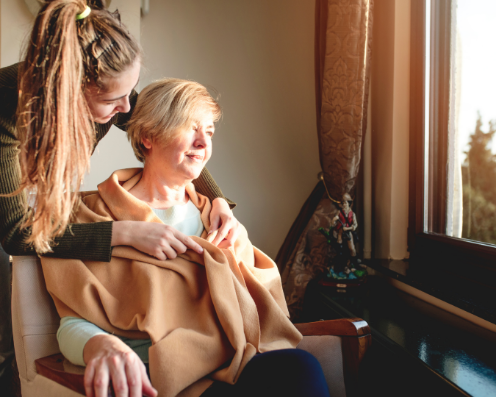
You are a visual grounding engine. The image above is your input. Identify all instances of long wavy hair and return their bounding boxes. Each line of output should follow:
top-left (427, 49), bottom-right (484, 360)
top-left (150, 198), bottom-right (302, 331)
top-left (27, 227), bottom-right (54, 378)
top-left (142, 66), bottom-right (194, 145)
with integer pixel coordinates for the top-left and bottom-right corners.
top-left (15, 0), bottom-right (141, 253)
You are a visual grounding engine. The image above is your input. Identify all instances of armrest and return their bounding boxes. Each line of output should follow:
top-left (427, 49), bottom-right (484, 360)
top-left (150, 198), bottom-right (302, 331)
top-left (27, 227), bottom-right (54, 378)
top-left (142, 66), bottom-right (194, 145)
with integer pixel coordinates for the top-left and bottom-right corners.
top-left (35, 354), bottom-right (87, 396)
top-left (294, 318), bottom-right (370, 337)
top-left (295, 318), bottom-right (371, 396)
top-left (36, 320), bottom-right (372, 397)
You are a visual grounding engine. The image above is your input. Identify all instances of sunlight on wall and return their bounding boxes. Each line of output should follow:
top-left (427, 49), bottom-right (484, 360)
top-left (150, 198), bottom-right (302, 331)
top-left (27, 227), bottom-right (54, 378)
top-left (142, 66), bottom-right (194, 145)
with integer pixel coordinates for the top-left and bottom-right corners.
top-left (140, 0), bottom-right (320, 258)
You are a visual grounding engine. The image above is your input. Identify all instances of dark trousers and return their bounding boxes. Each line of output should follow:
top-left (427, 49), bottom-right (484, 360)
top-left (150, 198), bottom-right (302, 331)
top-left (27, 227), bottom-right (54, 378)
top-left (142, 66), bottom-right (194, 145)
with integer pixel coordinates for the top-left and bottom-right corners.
top-left (145, 349), bottom-right (330, 397)
top-left (200, 349), bottom-right (330, 397)
top-left (0, 245), bottom-right (14, 379)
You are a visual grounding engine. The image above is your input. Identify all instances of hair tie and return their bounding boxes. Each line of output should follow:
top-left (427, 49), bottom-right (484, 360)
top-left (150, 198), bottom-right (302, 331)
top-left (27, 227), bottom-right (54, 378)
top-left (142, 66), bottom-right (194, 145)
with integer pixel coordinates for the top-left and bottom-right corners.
top-left (76, 6), bottom-right (91, 20)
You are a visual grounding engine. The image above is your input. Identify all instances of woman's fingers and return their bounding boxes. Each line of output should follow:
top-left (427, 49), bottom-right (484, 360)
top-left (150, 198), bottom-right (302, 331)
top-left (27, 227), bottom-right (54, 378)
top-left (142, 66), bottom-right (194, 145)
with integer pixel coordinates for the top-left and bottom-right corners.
top-left (152, 250), bottom-right (167, 261)
top-left (224, 222), bottom-right (240, 247)
top-left (209, 198), bottom-right (228, 233)
top-left (209, 213), bottom-right (221, 233)
top-left (108, 354), bottom-right (130, 397)
top-left (208, 198), bottom-right (240, 247)
top-left (84, 360), bottom-right (97, 397)
top-left (211, 214), bottom-right (239, 247)
top-left (210, 215), bottom-right (230, 246)
top-left (212, 225), bottom-right (230, 248)
top-left (123, 352), bottom-right (143, 397)
top-left (217, 227), bottom-right (236, 249)
top-left (160, 227), bottom-right (203, 257)
top-left (83, 346), bottom-right (156, 397)
top-left (92, 360), bottom-right (111, 397)
top-left (114, 221), bottom-right (205, 260)
top-left (159, 243), bottom-right (178, 260)
top-left (156, 229), bottom-right (202, 260)
top-left (174, 232), bottom-right (203, 254)
top-left (139, 361), bottom-right (158, 397)
top-left (84, 335), bottom-right (152, 397)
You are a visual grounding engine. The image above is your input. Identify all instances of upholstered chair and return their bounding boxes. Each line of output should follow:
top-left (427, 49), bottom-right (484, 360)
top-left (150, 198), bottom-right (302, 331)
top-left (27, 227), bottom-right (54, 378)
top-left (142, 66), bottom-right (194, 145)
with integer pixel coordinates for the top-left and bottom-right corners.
top-left (12, 256), bottom-right (370, 397)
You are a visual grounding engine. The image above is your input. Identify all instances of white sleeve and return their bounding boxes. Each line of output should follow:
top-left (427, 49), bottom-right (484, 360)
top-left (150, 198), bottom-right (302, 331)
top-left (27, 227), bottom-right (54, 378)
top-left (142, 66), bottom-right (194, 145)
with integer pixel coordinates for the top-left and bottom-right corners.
top-left (56, 317), bottom-right (108, 366)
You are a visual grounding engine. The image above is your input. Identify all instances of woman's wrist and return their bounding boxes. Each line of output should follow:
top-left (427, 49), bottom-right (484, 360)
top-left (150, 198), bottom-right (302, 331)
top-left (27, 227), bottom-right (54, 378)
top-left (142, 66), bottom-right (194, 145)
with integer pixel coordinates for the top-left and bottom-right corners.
top-left (212, 197), bottom-right (229, 208)
top-left (111, 221), bottom-right (132, 247)
top-left (83, 334), bottom-right (129, 365)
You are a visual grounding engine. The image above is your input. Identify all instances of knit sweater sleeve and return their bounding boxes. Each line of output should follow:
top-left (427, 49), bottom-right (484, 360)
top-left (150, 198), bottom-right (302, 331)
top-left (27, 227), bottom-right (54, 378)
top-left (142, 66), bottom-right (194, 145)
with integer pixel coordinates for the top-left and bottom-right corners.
top-left (193, 168), bottom-right (235, 208)
top-left (0, 133), bottom-right (115, 261)
top-left (0, 63), bottom-right (114, 262)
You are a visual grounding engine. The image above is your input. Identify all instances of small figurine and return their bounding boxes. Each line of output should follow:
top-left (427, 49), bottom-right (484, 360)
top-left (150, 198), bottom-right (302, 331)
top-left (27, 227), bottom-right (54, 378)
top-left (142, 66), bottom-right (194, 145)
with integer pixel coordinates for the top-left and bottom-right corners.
top-left (332, 193), bottom-right (358, 266)
top-left (319, 193), bottom-right (367, 283)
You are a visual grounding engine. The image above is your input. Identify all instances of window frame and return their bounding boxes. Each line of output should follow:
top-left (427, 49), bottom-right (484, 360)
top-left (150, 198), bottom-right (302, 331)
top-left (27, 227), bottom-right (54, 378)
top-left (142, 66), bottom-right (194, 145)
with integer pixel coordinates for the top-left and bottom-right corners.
top-left (408, 0), bottom-right (496, 303)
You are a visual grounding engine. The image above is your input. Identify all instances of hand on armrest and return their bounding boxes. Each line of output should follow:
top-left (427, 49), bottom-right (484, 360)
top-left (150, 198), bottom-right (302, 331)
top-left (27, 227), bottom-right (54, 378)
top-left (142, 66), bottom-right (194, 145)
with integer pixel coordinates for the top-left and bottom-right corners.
top-left (83, 334), bottom-right (157, 397)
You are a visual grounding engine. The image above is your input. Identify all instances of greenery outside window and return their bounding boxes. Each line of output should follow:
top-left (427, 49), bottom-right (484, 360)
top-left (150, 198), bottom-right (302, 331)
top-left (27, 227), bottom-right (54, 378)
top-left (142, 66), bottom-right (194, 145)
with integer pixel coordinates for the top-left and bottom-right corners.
top-left (409, 0), bottom-right (496, 319)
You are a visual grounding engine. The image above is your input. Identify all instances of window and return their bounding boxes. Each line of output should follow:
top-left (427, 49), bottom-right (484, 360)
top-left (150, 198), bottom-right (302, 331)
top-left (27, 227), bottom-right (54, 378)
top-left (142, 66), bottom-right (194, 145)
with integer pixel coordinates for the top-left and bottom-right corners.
top-left (409, 0), bottom-right (496, 313)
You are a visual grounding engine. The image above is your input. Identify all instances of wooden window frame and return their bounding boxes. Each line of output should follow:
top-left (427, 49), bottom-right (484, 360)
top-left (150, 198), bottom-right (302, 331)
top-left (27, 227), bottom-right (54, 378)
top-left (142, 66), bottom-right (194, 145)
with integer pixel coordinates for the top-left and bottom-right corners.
top-left (408, 0), bottom-right (496, 305)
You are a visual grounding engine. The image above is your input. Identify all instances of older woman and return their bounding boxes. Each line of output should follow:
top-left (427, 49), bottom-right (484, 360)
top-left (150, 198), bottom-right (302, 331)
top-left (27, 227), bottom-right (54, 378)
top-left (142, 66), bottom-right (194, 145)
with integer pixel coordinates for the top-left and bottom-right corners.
top-left (42, 79), bottom-right (330, 397)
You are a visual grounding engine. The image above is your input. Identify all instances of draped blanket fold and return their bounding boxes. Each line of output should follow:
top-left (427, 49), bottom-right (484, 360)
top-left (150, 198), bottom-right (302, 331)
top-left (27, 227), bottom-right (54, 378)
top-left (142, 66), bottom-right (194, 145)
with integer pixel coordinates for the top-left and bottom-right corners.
top-left (41, 168), bottom-right (302, 397)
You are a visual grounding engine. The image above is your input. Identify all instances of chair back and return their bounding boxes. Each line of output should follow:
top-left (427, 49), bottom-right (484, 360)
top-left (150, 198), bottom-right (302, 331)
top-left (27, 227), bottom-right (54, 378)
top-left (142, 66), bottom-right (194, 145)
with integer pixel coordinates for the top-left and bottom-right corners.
top-left (11, 256), bottom-right (61, 383)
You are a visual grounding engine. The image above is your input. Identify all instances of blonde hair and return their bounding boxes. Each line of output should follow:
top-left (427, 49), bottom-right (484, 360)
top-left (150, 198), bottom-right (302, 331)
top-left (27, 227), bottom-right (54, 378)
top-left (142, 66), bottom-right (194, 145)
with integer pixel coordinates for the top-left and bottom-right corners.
top-left (15, 0), bottom-right (141, 253)
top-left (127, 78), bottom-right (221, 163)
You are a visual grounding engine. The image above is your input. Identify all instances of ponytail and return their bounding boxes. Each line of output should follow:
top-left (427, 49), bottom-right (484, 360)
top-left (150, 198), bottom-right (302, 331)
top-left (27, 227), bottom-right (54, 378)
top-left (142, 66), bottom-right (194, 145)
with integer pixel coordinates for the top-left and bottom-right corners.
top-left (16, 0), bottom-right (141, 253)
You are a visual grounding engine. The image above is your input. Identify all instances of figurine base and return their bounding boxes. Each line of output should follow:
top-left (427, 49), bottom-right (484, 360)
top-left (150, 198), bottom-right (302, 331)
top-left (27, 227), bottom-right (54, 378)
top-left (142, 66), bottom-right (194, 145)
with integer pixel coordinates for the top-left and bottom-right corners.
top-left (318, 278), bottom-right (367, 288)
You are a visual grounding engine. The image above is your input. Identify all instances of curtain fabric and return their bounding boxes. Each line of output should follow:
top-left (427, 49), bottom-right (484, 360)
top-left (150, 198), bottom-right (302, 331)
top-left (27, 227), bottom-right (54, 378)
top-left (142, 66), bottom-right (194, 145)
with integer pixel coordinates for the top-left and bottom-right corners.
top-left (278, 0), bottom-right (373, 321)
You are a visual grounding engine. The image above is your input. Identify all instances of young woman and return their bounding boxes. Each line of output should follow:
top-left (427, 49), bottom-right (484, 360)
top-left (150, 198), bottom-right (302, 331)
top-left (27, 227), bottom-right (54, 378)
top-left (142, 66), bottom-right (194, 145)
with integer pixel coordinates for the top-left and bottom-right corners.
top-left (0, 0), bottom-right (239, 383)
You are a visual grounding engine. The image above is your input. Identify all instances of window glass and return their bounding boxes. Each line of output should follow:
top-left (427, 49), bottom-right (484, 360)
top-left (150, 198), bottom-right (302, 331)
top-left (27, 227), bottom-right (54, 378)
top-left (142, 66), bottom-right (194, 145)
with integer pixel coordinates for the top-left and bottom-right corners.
top-left (457, 0), bottom-right (496, 244)
top-left (426, 0), bottom-right (496, 245)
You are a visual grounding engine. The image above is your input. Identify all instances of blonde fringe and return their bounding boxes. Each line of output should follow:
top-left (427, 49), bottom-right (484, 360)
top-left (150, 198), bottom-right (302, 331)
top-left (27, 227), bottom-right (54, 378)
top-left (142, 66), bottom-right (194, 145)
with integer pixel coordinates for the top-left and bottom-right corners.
top-left (127, 78), bottom-right (221, 163)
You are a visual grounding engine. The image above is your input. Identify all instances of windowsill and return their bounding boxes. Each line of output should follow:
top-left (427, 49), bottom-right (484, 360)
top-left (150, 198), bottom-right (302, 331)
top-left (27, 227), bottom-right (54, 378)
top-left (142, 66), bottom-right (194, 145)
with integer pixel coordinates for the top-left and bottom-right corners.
top-left (302, 276), bottom-right (496, 397)
top-left (366, 259), bottom-right (496, 327)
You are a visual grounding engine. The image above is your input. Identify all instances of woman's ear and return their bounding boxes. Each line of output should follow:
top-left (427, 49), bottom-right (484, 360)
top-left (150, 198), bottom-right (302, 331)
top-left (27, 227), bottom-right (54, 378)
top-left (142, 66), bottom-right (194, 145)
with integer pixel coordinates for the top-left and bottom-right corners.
top-left (142, 137), bottom-right (152, 149)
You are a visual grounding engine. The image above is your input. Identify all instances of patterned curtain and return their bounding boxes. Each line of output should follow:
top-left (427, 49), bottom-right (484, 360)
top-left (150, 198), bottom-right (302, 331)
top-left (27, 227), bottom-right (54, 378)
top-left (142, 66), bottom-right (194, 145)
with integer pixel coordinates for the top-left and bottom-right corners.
top-left (277, 0), bottom-right (373, 321)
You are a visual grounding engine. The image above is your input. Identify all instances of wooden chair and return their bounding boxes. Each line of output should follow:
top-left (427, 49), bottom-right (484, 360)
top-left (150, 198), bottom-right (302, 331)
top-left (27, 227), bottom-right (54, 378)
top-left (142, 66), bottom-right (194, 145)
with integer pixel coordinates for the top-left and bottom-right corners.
top-left (12, 256), bottom-right (371, 396)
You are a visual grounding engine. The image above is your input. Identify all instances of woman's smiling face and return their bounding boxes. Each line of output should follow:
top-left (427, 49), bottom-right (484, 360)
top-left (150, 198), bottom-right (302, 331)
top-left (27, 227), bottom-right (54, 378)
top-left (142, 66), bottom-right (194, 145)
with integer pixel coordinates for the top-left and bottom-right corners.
top-left (143, 108), bottom-right (215, 183)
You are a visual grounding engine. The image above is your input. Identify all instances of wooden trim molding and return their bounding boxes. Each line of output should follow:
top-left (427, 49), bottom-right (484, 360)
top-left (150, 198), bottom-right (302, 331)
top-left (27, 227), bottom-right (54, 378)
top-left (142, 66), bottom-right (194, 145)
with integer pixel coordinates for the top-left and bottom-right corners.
top-left (408, 0), bottom-right (427, 252)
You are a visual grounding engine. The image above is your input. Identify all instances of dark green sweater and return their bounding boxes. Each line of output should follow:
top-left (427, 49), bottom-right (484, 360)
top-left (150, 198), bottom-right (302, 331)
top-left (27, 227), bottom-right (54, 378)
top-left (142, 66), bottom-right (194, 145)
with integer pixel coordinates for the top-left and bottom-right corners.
top-left (0, 63), bottom-right (233, 262)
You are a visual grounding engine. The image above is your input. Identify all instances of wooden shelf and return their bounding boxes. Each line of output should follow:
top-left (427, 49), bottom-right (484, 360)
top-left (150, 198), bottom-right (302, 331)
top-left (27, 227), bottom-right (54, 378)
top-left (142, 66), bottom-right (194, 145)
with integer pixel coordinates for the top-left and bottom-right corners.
top-left (366, 259), bottom-right (496, 326)
top-left (302, 276), bottom-right (496, 397)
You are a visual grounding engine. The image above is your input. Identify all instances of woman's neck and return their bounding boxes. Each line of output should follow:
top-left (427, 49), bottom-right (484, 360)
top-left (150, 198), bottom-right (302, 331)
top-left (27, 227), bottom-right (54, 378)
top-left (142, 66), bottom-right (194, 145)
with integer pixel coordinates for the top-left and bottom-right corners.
top-left (128, 166), bottom-right (191, 209)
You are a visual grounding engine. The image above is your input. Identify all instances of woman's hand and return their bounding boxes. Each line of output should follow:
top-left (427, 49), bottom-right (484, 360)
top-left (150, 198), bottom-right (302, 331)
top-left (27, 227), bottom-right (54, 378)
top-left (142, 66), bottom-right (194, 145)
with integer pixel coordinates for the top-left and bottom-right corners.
top-left (208, 198), bottom-right (240, 248)
top-left (112, 221), bottom-right (204, 260)
top-left (83, 334), bottom-right (157, 397)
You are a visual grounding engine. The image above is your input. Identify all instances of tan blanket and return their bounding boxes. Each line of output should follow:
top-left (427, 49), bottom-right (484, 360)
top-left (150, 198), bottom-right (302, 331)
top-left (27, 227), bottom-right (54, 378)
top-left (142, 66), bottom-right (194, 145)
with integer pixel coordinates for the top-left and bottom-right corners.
top-left (41, 168), bottom-right (302, 397)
